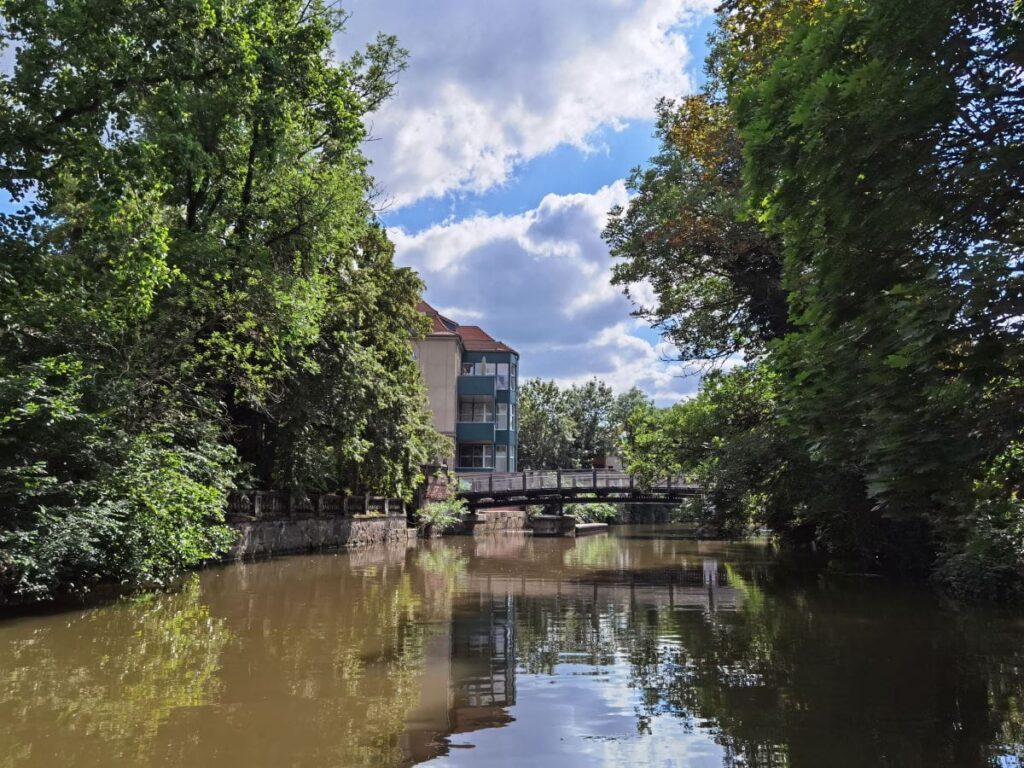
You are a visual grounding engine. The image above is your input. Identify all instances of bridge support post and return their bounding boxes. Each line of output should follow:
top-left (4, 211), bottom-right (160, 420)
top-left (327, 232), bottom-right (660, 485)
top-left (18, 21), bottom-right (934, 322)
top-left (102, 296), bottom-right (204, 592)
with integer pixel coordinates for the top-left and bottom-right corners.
top-left (556, 470), bottom-right (561, 489)
top-left (522, 471), bottom-right (527, 493)
top-left (592, 467), bottom-right (597, 489)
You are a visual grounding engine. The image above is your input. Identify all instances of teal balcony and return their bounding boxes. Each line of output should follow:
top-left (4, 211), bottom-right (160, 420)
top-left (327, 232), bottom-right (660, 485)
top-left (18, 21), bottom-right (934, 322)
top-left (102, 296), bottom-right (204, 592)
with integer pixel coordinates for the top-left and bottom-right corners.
top-left (457, 421), bottom-right (495, 443)
top-left (458, 375), bottom-right (495, 397)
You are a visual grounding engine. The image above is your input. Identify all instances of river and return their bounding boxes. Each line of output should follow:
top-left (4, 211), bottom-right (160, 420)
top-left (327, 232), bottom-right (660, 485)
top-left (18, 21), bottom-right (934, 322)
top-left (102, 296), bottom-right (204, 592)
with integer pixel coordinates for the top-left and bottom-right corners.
top-left (1, 526), bottom-right (1023, 767)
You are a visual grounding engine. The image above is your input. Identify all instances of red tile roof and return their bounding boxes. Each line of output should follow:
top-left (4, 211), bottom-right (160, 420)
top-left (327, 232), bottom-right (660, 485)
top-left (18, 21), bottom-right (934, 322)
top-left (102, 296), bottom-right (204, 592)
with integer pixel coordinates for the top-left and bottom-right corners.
top-left (416, 301), bottom-right (517, 354)
top-left (416, 300), bottom-right (460, 335)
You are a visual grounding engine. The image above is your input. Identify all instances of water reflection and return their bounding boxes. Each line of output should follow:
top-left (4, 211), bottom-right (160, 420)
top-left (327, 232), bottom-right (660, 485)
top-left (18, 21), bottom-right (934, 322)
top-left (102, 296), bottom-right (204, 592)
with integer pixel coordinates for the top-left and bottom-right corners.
top-left (1, 528), bottom-right (1023, 767)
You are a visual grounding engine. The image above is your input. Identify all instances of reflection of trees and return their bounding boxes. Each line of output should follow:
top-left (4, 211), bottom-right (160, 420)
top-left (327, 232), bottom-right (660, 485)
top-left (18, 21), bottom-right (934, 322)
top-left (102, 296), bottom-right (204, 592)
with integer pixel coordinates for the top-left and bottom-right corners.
top-left (505, 556), bottom-right (1024, 768)
top-left (563, 534), bottom-right (622, 568)
top-left (169, 555), bottom-right (434, 768)
top-left (0, 575), bottom-right (230, 767)
top-left (416, 543), bottom-right (470, 619)
top-left (3, 538), bottom-right (1023, 768)
top-left (637, 576), bottom-right (1024, 767)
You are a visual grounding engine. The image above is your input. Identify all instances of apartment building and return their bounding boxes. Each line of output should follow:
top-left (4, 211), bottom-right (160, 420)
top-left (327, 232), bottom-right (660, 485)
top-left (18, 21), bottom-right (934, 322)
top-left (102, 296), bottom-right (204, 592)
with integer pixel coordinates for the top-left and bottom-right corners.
top-left (413, 301), bottom-right (519, 472)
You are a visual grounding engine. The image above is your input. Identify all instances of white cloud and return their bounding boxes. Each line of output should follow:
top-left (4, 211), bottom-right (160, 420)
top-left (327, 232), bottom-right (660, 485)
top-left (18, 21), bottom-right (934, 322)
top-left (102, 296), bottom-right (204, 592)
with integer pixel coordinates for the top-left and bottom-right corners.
top-left (339, 0), bottom-right (714, 206)
top-left (390, 183), bottom-right (698, 404)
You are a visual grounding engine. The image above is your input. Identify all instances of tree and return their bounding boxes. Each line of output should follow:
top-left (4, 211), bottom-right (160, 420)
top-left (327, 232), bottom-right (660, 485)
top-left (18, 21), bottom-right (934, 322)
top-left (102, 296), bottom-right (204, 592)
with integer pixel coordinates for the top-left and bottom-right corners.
top-left (603, 97), bottom-right (788, 364)
top-left (738, 0), bottom-right (1024, 589)
top-left (517, 380), bottom-right (574, 469)
top-left (0, 0), bottom-right (441, 602)
top-left (562, 379), bottom-right (617, 466)
top-left (518, 379), bottom-right (655, 470)
top-left (606, 0), bottom-right (1023, 591)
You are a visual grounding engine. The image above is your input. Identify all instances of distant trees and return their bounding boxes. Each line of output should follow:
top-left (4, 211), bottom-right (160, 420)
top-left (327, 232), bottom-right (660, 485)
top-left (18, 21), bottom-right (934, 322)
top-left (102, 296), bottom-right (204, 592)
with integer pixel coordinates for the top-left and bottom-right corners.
top-left (0, 0), bottom-right (444, 602)
top-left (607, 0), bottom-right (1024, 597)
top-left (518, 379), bottom-right (652, 469)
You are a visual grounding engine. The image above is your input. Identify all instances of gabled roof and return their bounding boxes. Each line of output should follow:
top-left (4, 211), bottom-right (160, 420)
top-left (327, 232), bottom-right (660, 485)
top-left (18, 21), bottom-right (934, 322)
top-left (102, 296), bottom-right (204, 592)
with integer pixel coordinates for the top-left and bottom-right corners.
top-left (416, 301), bottom-right (517, 355)
top-left (455, 324), bottom-right (517, 353)
top-left (416, 300), bottom-right (460, 335)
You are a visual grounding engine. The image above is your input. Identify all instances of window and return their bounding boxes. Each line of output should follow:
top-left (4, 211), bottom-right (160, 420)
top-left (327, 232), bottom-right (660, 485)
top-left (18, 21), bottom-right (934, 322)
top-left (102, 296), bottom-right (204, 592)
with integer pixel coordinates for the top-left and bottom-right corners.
top-left (496, 402), bottom-right (508, 430)
top-left (461, 361), bottom-right (497, 376)
top-left (509, 448), bottom-right (515, 473)
top-left (496, 363), bottom-right (509, 389)
top-left (494, 445), bottom-right (508, 472)
top-left (510, 362), bottom-right (517, 390)
top-left (509, 403), bottom-right (516, 432)
top-left (459, 396), bottom-right (493, 422)
top-left (459, 443), bottom-right (493, 469)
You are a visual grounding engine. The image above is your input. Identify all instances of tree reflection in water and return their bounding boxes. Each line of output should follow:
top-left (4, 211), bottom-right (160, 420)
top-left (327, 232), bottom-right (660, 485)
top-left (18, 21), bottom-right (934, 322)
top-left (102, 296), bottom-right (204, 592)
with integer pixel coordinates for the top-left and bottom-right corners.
top-left (1, 531), bottom-right (1023, 768)
top-left (0, 576), bottom-right (231, 767)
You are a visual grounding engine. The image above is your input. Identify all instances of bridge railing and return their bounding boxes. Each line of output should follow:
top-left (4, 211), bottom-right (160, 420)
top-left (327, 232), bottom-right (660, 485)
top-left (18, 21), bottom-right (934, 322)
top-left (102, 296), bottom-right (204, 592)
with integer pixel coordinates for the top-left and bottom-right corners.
top-left (456, 469), bottom-right (695, 496)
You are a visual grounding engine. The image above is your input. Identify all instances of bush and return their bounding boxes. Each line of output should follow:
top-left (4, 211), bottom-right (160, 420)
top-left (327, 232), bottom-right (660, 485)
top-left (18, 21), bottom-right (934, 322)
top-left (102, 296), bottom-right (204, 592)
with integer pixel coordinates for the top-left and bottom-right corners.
top-left (414, 470), bottom-right (468, 533)
top-left (415, 499), bottom-right (467, 533)
top-left (565, 498), bottom-right (619, 524)
top-left (0, 428), bottom-right (237, 602)
top-left (935, 444), bottom-right (1024, 602)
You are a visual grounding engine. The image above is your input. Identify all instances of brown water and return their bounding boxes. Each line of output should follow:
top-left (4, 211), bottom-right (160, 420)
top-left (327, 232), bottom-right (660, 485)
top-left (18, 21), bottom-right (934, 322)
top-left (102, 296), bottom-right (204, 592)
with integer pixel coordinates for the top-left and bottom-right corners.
top-left (2, 526), bottom-right (1023, 767)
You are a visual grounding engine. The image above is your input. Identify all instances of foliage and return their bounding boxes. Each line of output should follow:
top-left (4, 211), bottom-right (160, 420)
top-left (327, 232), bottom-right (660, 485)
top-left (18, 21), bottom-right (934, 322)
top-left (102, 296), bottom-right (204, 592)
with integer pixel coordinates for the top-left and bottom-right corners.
top-left (604, 96), bottom-right (788, 363)
top-left (518, 378), bottom-right (652, 469)
top-left (0, 0), bottom-right (442, 602)
top-left (623, 366), bottom-right (835, 539)
top-left (414, 499), bottom-right (466, 533)
top-left (607, 0), bottom-right (1024, 592)
top-left (414, 471), bottom-right (467, 532)
top-left (564, 498), bottom-right (619, 524)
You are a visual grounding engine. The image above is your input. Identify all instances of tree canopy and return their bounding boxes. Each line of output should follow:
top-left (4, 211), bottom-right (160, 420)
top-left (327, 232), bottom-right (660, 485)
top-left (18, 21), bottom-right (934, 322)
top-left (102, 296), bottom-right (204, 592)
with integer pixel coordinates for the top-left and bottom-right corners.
top-left (518, 378), bottom-right (651, 470)
top-left (607, 0), bottom-right (1024, 598)
top-left (0, 0), bottom-right (444, 602)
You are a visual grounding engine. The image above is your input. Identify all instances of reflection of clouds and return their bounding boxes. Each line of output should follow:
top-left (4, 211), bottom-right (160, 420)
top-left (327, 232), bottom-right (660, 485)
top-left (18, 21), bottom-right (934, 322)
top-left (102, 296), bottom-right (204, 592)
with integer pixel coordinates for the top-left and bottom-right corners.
top-left (440, 670), bottom-right (726, 767)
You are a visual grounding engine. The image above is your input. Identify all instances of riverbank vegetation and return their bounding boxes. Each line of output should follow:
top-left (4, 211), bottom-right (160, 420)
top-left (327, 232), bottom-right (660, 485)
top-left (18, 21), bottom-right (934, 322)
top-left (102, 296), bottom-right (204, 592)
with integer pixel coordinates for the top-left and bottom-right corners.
top-left (0, 0), bottom-right (445, 603)
top-left (606, 0), bottom-right (1023, 599)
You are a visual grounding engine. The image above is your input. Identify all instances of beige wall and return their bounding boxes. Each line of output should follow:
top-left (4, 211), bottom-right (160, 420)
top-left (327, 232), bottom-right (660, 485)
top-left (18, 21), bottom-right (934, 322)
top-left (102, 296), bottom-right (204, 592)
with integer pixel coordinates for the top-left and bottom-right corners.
top-left (413, 336), bottom-right (461, 440)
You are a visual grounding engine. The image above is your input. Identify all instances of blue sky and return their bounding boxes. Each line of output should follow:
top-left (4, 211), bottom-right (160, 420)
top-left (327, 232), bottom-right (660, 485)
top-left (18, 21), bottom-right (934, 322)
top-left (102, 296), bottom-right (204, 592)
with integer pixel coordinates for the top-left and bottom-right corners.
top-left (339, 0), bottom-right (717, 404)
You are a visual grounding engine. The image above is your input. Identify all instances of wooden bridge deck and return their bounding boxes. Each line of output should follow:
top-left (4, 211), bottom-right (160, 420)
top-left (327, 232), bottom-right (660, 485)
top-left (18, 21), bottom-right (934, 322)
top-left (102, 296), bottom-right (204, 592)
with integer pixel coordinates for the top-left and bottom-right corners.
top-left (456, 470), bottom-right (700, 510)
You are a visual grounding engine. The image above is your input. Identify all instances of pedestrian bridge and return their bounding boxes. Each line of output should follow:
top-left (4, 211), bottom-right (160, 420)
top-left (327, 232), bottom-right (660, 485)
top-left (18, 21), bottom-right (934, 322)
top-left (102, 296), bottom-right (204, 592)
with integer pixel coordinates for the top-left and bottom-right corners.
top-left (456, 470), bottom-right (700, 510)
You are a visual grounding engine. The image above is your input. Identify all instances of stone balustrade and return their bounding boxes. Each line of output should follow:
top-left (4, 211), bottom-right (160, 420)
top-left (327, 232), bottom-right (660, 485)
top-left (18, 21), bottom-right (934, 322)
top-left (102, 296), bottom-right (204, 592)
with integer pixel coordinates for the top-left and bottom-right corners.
top-left (227, 490), bottom-right (405, 522)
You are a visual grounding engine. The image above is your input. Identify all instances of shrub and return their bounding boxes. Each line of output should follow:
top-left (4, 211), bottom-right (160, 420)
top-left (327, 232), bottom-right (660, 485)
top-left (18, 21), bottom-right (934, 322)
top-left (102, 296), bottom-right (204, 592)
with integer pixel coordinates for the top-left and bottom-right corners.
top-left (565, 497), bottom-right (619, 524)
top-left (415, 499), bottom-right (467, 533)
top-left (414, 470), bottom-right (468, 532)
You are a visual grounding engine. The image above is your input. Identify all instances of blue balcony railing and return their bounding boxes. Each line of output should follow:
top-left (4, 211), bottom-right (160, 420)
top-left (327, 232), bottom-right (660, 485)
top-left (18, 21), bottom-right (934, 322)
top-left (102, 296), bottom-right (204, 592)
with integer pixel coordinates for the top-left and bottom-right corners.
top-left (456, 421), bottom-right (496, 443)
top-left (457, 375), bottom-right (496, 397)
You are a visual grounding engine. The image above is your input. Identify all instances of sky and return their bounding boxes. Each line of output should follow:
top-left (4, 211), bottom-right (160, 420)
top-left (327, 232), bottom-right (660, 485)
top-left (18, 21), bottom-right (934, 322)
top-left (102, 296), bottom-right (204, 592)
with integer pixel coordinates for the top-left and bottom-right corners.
top-left (337, 0), bottom-right (718, 405)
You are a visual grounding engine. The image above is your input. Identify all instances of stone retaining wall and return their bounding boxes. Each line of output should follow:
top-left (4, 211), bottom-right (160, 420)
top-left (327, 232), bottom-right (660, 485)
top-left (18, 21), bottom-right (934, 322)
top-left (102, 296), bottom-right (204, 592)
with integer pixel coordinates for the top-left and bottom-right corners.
top-left (455, 507), bottom-right (530, 535)
top-left (228, 515), bottom-right (410, 559)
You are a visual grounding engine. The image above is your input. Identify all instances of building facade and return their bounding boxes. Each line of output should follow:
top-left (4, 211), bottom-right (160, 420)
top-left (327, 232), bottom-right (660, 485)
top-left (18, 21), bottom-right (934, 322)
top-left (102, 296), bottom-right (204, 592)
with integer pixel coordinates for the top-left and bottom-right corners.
top-left (414, 302), bottom-right (518, 472)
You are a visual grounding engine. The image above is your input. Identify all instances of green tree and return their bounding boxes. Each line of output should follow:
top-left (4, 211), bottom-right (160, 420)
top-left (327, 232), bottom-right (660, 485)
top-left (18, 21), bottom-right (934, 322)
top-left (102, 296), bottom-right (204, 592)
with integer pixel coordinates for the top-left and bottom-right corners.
top-left (609, 0), bottom-right (1023, 591)
top-left (563, 378), bottom-right (617, 466)
top-left (0, 0), bottom-right (441, 602)
top-left (518, 379), bottom-right (654, 470)
top-left (738, 0), bottom-right (1024, 587)
top-left (517, 379), bottom-right (574, 469)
